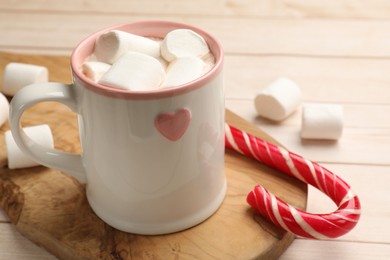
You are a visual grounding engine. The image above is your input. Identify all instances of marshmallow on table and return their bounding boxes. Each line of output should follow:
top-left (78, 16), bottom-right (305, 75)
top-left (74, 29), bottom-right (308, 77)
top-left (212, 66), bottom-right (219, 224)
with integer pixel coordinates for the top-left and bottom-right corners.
top-left (5, 124), bottom-right (54, 169)
top-left (161, 29), bottom-right (210, 62)
top-left (81, 61), bottom-right (111, 82)
top-left (301, 104), bottom-right (343, 140)
top-left (162, 57), bottom-right (206, 88)
top-left (2, 62), bottom-right (48, 96)
top-left (98, 51), bottom-right (165, 91)
top-left (0, 92), bottom-right (9, 128)
top-left (254, 77), bottom-right (302, 121)
top-left (94, 30), bottom-right (161, 64)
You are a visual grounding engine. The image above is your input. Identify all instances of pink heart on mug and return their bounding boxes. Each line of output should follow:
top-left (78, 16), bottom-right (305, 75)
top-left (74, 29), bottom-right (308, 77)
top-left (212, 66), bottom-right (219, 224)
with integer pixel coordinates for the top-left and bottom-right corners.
top-left (155, 108), bottom-right (191, 141)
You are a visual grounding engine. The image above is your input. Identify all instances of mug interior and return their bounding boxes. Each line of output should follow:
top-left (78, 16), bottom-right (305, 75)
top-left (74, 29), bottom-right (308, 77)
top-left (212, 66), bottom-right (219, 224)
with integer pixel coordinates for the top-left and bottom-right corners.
top-left (71, 20), bottom-right (223, 99)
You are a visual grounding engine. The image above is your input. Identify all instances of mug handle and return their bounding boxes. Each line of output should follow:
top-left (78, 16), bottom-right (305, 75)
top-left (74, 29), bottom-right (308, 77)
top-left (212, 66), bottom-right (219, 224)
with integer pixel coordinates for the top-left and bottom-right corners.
top-left (9, 82), bottom-right (87, 183)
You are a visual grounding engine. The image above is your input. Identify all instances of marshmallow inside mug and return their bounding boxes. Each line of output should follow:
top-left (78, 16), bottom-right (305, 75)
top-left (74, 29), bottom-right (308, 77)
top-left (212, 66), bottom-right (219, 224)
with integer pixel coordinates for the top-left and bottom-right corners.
top-left (71, 21), bottom-right (223, 98)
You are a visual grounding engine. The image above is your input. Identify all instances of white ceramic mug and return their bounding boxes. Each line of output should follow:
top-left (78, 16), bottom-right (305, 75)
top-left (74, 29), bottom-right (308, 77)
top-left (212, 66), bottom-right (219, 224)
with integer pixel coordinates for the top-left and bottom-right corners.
top-left (9, 21), bottom-right (226, 235)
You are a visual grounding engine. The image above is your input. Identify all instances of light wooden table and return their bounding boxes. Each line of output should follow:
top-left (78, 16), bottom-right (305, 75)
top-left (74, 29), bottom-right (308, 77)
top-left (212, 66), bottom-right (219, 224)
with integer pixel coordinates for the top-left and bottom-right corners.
top-left (0, 1), bottom-right (389, 259)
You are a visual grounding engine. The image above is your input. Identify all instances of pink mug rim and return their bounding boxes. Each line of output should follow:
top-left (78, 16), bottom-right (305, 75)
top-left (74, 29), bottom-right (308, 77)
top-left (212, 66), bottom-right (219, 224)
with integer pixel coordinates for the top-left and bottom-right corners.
top-left (71, 20), bottom-right (224, 99)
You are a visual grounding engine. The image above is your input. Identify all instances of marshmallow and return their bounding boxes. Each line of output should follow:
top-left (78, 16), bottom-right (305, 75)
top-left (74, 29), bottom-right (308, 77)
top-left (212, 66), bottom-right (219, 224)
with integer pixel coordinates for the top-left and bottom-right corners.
top-left (81, 61), bottom-right (111, 82)
top-left (161, 29), bottom-right (210, 62)
top-left (162, 57), bottom-right (206, 88)
top-left (0, 92), bottom-right (9, 128)
top-left (2, 63), bottom-right (48, 96)
top-left (301, 104), bottom-right (343, 140)
top-left (94, 30), bottom-right (161, 64)
top-left (202, 52), bottom-right (216, 72)
top-left (254, 78), bottom-right (302, 121)
top-left (98, 51), bottom-right (165, 91)
top-left (5, 124), bottom-right (54, 169)
top-left (156, 56), bottom-right (169, 71)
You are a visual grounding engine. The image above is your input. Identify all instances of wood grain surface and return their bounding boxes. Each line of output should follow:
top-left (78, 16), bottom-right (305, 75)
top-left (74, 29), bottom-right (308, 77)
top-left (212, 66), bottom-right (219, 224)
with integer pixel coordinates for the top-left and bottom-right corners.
top-left (0, 53), bottom-right (307, 259)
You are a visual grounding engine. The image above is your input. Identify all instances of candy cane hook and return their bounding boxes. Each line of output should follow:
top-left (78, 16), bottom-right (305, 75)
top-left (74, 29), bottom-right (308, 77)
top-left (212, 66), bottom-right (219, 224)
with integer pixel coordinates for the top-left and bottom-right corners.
top-left (225, 123), bottom-right (361, 239)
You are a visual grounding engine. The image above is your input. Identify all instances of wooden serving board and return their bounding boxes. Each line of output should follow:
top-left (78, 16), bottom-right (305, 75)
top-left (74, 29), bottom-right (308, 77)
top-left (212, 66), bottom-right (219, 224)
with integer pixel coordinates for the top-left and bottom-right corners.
top-left (0, 53), bottom-right (307, 260)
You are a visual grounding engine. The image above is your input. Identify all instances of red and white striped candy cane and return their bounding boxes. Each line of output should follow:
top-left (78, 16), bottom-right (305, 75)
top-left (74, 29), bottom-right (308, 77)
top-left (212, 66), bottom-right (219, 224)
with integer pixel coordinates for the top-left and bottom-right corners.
top-left (225, 123), bottom-right (361, 239)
